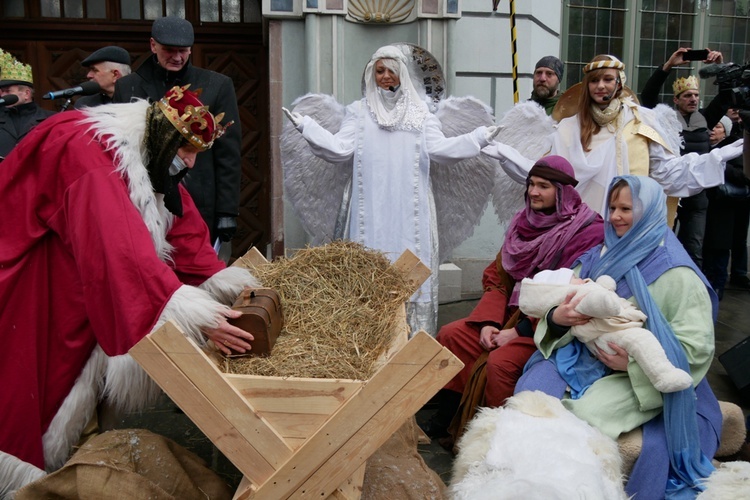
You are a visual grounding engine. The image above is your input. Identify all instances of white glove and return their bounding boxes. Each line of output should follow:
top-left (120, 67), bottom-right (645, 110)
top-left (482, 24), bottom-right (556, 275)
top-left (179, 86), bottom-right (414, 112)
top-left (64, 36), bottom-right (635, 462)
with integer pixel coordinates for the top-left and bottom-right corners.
top-left (485, 125), bottom-right (502, 143)
top-left (716, 138), bottom-right (744, 163)
top-left (282, 107), bottom-right (304, 129)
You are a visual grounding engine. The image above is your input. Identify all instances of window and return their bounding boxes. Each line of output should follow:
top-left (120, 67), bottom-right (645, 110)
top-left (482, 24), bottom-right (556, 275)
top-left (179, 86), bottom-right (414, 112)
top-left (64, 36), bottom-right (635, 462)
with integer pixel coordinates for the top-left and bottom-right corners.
top-left (38, 0), bottom-right (104, 17)
top-left (9, 0), bottom-right (260, 22)
top-left (636, 0), bottom-right (698, 105)
top-left (563, 0), bottom-right (628, 90)
top-left (706, 0), bottom-right (750, 100)
top-left (563, 0), bottom-right (750, 106)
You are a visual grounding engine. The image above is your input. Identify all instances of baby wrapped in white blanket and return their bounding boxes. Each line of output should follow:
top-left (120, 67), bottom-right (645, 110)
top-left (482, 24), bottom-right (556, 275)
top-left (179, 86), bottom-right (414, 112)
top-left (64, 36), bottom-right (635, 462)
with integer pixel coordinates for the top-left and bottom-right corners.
top-left (519, 268), bottom-right (692, 393)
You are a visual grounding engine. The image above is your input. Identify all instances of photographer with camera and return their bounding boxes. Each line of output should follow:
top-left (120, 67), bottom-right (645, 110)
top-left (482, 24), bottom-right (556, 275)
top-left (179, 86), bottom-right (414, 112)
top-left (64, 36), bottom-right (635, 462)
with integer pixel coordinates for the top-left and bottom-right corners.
top-left (696, 59), bottom-right (750, 293)
top-left (696, 60), bottom-right (750, 181)
top-left (640, 47), bottom-right (728, 269)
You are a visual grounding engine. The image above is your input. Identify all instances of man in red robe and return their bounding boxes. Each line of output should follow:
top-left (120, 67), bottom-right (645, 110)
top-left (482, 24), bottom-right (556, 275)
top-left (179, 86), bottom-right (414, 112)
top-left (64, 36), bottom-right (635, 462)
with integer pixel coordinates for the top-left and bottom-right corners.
top-left (0, 86), bottom-right (257, 494)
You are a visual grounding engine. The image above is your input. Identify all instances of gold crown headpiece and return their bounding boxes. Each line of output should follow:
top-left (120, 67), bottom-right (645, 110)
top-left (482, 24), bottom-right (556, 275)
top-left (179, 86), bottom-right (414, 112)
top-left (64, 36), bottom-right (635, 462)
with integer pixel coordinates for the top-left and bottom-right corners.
top-left (156, 85), bottom-right (232, 151)
top-left (672, 75), bottom-right (699, 97)
top-left (0, 48), bottom-right (33, 86)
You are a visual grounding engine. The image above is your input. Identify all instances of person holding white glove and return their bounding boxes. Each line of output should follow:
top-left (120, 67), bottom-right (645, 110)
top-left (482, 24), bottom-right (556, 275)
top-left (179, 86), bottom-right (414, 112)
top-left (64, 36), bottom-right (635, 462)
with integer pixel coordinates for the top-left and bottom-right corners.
top-left (282, 107), bottom-right (303, 129)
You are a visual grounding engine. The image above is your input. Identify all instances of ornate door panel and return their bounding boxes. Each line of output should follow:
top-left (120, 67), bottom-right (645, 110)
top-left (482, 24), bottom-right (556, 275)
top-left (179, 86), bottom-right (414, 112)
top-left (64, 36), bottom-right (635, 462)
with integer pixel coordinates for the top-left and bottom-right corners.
top-left (196, 45), bottom-right (269, 260)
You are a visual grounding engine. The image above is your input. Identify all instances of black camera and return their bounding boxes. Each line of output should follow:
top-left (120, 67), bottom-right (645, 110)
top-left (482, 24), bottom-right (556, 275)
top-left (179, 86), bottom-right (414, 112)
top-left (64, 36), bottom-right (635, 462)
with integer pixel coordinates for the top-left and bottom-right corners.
top-left (699, 62), bottom-right (750, 109)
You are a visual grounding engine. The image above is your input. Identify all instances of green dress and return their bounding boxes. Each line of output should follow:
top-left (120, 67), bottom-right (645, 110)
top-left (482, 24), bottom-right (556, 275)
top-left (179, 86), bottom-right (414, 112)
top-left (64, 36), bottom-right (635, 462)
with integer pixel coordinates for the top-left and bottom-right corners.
top-left (534, 265), bottom-right (714, 440)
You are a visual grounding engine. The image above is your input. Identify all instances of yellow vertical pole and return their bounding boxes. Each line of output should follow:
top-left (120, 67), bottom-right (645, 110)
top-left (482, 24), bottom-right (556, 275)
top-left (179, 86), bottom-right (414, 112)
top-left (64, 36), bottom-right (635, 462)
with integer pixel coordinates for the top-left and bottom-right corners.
top-left (509, 0), bottom-right (519, 103)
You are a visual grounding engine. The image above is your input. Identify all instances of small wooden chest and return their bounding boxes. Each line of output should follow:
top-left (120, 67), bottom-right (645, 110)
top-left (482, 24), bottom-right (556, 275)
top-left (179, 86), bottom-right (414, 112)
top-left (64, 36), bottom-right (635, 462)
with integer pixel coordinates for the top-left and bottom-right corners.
top-left (228, 288), bottom-right (283, 356)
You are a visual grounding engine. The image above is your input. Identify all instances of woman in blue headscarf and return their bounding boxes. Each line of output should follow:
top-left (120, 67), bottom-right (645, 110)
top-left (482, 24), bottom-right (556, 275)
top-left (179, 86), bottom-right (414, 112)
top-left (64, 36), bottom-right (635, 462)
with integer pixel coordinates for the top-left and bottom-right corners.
top-left (515, 175), bottom-right (722, 498)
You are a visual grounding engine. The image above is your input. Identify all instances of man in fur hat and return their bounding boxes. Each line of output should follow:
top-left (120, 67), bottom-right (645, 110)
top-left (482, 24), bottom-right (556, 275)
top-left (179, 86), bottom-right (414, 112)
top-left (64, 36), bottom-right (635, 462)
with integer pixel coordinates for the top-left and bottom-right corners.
top-left (0, 85), bottom-right (258, 495)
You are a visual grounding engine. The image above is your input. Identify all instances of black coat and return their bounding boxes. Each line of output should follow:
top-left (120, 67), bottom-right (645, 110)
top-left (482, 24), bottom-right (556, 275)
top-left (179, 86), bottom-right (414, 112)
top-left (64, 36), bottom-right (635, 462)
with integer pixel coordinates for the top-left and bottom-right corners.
top-left (74, 93), bottom-right (114, 109)
top-left (112, 56), bottom-right (242, 240)
top-left (704, 131), bottom-right (750, 251)
top-left (0, 102), bottom-right (56, 160)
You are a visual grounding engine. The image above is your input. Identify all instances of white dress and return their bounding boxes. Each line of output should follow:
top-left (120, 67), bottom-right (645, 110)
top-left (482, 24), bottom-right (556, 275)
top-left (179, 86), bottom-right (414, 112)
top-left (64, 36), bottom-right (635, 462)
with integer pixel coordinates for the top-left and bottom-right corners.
top-left (298, 98), bottom-right (490, 335)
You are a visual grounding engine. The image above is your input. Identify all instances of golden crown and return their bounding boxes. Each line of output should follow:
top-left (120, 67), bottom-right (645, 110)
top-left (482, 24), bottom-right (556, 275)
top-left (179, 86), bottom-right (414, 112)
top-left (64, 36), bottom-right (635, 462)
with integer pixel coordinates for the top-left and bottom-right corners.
top-left (0, 48), bottom-right (33, 86)
top-left (672, 75), bottom-right (699, 96)
top-left (156, 85), bottom-right (232, 151)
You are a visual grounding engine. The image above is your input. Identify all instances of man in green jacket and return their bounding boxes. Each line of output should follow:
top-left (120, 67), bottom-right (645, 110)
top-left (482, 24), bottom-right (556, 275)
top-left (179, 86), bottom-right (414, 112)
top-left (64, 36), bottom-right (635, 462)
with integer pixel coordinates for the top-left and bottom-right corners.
top-left (530, 56), bottom-right (564, 116)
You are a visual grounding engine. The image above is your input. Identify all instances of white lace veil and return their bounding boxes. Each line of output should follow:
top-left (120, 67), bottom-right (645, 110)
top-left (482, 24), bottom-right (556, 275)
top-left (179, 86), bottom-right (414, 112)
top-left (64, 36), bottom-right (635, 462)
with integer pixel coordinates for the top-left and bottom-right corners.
top-left (363, 45), bottom-right (428, 130)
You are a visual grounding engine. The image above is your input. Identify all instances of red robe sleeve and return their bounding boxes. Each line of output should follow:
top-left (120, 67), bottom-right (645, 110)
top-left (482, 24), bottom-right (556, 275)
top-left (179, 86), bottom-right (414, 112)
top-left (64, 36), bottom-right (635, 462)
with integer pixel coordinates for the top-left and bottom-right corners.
top-left (47, 166), bottom-right (184, 356)
top-left (464, 255), bottom-right (513, 328)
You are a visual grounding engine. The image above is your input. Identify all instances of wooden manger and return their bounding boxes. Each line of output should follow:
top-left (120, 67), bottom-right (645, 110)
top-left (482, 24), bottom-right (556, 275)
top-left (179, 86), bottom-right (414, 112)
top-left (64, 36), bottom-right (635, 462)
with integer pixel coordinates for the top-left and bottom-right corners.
top-left (129, 247), bottom-right (463, 499)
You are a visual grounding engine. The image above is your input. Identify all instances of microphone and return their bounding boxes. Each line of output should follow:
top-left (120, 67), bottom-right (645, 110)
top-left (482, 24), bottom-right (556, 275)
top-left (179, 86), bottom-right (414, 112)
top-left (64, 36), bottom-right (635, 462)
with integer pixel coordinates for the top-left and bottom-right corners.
top-left (43, 81), bottom-right (101, 100)
top-left (699, 63), bottom-right (733, 78)
top-left (0, 94), bottom-right (19, 107)
top-left (601, 78), bottom-right (621, 102)
top-left (388, 86), bottom-right (396, 92)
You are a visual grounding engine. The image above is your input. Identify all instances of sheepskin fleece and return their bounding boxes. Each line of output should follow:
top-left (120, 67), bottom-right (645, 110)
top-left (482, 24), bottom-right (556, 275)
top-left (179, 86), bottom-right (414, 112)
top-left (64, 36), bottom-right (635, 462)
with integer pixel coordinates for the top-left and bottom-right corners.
top-left (449, 391), bottom-right (627, 500)
top-left (696, 461), bottom-right (750, 499)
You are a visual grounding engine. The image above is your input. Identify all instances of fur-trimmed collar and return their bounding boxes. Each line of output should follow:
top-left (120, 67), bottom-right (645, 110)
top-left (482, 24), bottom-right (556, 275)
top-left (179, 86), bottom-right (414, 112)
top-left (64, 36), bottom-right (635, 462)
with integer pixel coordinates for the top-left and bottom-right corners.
top-left (79, 101), bottom-right (175, 262)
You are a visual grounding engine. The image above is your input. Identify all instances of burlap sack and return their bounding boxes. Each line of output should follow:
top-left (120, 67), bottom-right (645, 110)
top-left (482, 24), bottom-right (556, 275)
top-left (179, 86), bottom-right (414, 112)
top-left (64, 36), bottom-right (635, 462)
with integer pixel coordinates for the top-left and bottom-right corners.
top-left (15, 429), bottom-right (232, 499)
top-left (362, 417), bottom-right (446, 499)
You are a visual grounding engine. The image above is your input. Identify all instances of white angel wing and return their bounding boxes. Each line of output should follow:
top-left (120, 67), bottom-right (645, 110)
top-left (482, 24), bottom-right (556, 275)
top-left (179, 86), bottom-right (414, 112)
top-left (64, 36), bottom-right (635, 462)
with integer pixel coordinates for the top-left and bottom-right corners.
top-left (432, 96), bottom-right (500, 263)
top-left (281, 94), bottom-right (352, 244)
top-left (491, 101), bottom-right (557, 226)
top-left (650, 103), bottom-right (683, 154)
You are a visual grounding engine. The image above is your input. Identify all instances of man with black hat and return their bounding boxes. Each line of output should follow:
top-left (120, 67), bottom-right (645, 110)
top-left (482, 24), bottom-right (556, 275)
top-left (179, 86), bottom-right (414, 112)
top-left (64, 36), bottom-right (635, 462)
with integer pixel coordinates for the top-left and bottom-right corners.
top-left (0, 85), bottom-right (258, 493)
top-left (530, 56), bottom-right (564, 115)
top-left (0, 48), bottom-right (55, 160)
top-left (74, 46), bottom-right (131, 109)
top-left (113, 16), bottom-right (242, 246)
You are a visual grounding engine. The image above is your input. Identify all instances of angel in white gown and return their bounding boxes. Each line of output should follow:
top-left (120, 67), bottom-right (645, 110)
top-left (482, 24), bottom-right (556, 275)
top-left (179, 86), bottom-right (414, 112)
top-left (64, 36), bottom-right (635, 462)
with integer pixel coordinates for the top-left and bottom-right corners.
top-left (281, 44), bottom-right (504, 336)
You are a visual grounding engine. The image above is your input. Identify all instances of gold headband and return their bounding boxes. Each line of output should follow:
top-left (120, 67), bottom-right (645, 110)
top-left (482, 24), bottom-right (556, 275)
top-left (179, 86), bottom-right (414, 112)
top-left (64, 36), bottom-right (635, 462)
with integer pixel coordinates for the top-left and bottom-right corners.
top-left (583, 56), bottom-right (625, 74)
top-left (583, 55), bottom-right (627, 87)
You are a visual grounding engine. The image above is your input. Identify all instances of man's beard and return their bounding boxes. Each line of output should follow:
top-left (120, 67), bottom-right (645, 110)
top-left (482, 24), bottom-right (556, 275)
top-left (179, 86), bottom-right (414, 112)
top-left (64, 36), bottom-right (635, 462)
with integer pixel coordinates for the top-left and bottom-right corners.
top-left (532, 85), bottom-right (556, 100)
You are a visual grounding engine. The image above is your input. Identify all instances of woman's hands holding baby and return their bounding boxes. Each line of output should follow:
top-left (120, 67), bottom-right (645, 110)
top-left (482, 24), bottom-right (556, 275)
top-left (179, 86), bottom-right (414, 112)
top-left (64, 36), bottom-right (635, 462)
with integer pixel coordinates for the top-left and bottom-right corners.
top-left (550, 291), bottom-right (591, 327)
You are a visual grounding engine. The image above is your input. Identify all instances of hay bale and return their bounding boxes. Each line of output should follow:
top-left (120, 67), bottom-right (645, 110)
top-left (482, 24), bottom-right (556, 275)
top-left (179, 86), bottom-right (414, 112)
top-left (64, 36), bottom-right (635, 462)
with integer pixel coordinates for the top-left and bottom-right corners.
top-left (224, 241), bottom-right (414, 380)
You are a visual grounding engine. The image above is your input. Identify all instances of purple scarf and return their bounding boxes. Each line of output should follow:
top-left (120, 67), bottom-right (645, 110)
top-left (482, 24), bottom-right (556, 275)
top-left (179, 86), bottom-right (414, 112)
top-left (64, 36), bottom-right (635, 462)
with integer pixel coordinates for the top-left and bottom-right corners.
top-left (502, 183), bottom-right (603, 304)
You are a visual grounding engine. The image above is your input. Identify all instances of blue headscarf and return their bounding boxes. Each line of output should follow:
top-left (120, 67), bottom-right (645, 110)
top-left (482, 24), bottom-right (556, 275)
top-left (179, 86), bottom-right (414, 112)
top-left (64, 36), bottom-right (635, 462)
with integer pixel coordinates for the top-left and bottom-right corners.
top-left (558, 176), bottom-right (716, 497)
